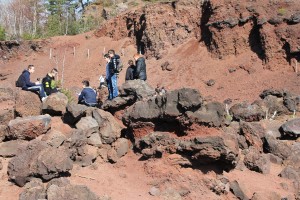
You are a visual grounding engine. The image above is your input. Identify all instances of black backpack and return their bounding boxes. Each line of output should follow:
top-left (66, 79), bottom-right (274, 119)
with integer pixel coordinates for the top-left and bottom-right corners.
top-left (112, 56), bottom-right (123, 73)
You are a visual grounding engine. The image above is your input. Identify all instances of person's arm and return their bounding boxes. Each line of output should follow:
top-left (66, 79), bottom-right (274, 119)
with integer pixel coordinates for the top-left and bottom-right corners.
top-left (78, 89), bottom-right (85, 101)
top-left (42, 77), bottom-right (51, 95)
top-left (24, 72), bottom-right (36, 87)
top-left (135, 61), bottom-right (141, 78)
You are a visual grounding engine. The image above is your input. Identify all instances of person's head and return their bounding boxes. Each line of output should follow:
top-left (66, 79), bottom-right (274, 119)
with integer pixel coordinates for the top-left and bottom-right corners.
top-left (50, 68), bottom-right (58, 77)
top-left (104, 53), bottom-right (110, 62)
top-left (82, 80), bottom-right (89, 88)
top-left (128, 60), bottom-right (134, 66)
top-left (108, 49), bottom-right (115, 58)
top-left (133, 53), bottom-right (140, 61)
top-left (28, 65), bottom-right (35, 73)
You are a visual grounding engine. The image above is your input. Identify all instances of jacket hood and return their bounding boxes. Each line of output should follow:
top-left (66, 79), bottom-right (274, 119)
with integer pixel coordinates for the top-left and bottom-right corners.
top-left (137, 57), bottom-right (145, 62)
top-left (22, 70), bottom-right (29, 74)
top-left (113, 54), bottom-right (120, 59)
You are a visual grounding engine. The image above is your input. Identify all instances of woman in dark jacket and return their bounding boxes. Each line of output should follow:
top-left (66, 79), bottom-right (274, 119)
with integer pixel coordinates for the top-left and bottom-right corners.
top-left (125, 60), bottom-right (136, 81)
top-left (133, 54), bottom-right (147, 81)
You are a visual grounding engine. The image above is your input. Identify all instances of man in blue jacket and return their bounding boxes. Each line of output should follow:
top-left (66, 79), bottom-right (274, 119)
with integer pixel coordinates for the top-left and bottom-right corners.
top-left (78, 80), bottom-right (97, 107)
top-left (105, 53), bottom-right (118, 100)
top-left (16, 65), bottom-right (47, 101)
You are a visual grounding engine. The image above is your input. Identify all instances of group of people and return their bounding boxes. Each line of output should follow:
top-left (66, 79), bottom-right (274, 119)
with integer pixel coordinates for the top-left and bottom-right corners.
top-left (16, 65), bottom-right (59, 101)
top-left (16, 49), bottom-right (148, 107)
top-left (125, 53), bottom-right (147, 82)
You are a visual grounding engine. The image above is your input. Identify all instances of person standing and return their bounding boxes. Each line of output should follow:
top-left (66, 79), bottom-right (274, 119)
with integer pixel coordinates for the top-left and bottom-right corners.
top-left (125, 60), bottom-right (136, 81)
top-left (16, 64), bottom-right (47, 101)
top-left (133, 53), bottom-right (147, 81)
top-left (78, 80), bottom-right (97, 107)
top-left (42, 68), bottom-right (59, 96)
top-left (104, 53), bottom-right (118, 100)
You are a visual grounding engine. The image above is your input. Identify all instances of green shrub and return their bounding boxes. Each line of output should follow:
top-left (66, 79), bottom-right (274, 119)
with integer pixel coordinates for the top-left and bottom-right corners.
top-left (0, 26), bottom-right (6, 41)
top-left (278, 8), bottom-right (287, 16)
top-left (60, 88), bottom-right (75, 103)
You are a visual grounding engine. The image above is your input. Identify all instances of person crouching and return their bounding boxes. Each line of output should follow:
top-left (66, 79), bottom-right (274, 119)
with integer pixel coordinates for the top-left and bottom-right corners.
top-left (78, 80), bottom-right (97, 107)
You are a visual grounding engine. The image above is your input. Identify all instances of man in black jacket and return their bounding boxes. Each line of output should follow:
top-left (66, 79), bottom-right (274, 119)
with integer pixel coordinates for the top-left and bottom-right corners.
top-left (16, 65), bottom-right (47, 101)
top-left (133, 54), bottom-right (147, 81)
top-left (42, 68), bottom-right (58, 96)
top-left (125, 60), bottom-right (136, 81)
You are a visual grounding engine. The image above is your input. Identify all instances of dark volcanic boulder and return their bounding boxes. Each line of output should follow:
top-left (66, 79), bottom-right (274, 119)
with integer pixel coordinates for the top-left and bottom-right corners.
top-left (8, 140), bottom-right (73, 186)
top-left (123, 88), bottom-right (203, 126)
top-left (239, 122), bottom-right (265, 151)
top-left (63, 103), bottom-right (89, 125)
top-left (42, 92), bottom-right (68, 115)
top-left (279, 166), bottom-right (300, 181)
top-left (230, 102), bottom-right (265, 122)
top-left (135, 132), bottom-right (239, 169)
top-left (47, 184), bottom-right (101, 200)
top-left (186, 101), bottom-right (226, 127)
top-left (263, 135), bottom-right (291, 160)
top-left (92, 109), bottom-right (123, 144)
top-left (243, 147), bottom-right (270, 174)
top-left (0, 86), bottom-right (15, 125)
top-left (289, 12), bottom-right (300, 24)
top-left (7, 115), bottom-right (51, 140)
top-left (101, 96), bottom-right (135, 111)
top-left (15, 90), bottom-right (42, 117)
top-left (19, 178), bottom-right (46, 200)
top-left (0, 140), bottom-right (28, 157)
top-left (119, 79), bottom-right (156, 100)
top-left (0, 125), bottom-right (8, 142)
top-left (260, 89), bottom-right (285, 99)
top-left (0, 109), bottom-right (14, 126)
top-left (280, 118), bottom-right (300, 138)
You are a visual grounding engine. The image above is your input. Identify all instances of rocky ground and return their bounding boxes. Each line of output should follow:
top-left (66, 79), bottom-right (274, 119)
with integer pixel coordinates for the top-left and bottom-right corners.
top-left (0, 0), bottom-right (300, 199)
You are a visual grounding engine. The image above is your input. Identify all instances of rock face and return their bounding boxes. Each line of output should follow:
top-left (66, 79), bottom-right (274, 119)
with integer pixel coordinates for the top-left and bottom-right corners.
top-left (123, 88), bottom-right (203, 134)
top-left (95, 1), bottom-right (201, 59)
top-left (42, 92), bottom-right (69, 115)
top-left (95, 0), bottom-right (300, 69)
top-left (7, 115), bottom-right (51, 140)
top-left (7, 140), bottom-right (73, 186)
top-left (15, 90), bottom-right (42, 117)
top-left (135, 132), bottom-right (239, 169)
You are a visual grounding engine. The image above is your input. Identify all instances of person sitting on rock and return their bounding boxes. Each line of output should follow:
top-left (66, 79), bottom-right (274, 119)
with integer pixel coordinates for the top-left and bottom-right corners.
top-left (125, 60), bottom-right (136, 81)
top-left (16, 64), bottom-right (47, 101)
top-left (42, 68), bottom-right (59, 96)
top-left (78, 80), bottom-right (97, 107)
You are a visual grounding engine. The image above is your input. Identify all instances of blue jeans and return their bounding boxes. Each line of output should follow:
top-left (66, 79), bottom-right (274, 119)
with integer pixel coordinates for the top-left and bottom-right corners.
top-left (107, 74), bottom-right (118, 100)
top-left (26, 84), bottom-right (46, 98)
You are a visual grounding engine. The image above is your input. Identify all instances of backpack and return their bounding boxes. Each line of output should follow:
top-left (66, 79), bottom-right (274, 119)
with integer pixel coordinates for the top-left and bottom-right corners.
top-left (113, 56), bottom-right (123, 73)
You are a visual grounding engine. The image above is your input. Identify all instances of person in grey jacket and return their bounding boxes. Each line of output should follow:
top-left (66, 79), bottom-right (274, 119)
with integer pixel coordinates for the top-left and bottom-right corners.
top-left (133, 53), bottom-right (147, 81)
